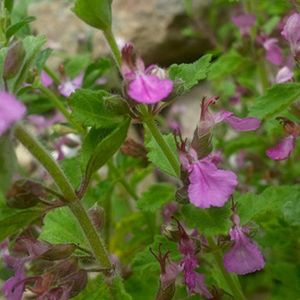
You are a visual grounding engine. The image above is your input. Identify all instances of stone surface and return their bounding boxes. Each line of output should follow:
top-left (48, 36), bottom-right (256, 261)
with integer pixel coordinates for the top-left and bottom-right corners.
top-left (29, 0), bottom-right (211, 66)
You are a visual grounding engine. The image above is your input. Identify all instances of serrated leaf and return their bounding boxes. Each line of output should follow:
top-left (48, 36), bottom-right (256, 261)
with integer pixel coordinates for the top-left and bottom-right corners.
top-left (236, 185), bottom-right (300, 224)
top-left (69, 89), bottom-right (129, 129)
top-left (169, 54), bottom-right (212, 92)
top-left (137, 183), bottom-right (175, 212)
top-left (39, 206), bottom-right (89, 248)
top-left (73, 0), bottom-right (112, 31)
top-left (0, 135), bottom-right (17, 192)
top-left (145, 131), bottom-right (179, 177)
top-left (208, 50), bottom-right (248, 80)
top-left (85, 118), bottom-right (130, 181)
top-left (248, 84), bottom-right (300, 119)
top-left (6, 16), bottom-right (36, 40)
top-left (180, 203), bottom-right (232, 236)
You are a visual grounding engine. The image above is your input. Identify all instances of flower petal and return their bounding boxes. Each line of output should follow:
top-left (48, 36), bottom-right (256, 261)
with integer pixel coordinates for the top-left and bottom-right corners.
top-left (40, 71), bottom-right (53, 87)
top-left (266, 135), bottom-right (295, 160)
top-left (128, 74), bottom-right (173, 104)
top-left (281, 13), bottom-right (300, 55)
top-left (224, 227), bottom-right (265, 275)
top-left (0, 92), bottom-right (26, 135)
top-left (275, 66), bottom-right (293, 83)
top-left (188, 158), bottom-right (238, 208)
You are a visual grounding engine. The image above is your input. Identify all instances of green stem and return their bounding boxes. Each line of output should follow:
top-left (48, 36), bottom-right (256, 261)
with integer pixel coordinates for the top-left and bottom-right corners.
top-left (257, 60), bottom-right (269, 94)
top-left (140, 106), bottom-right (180, 176)
top-left (44, 65), bottom-right (60, 85)
top-left (103, 28), bottom-right (121, 69)
top-left (14, 124), bottom-right (111, 269)
top-left (207, 237), bottom-right (246, 300)
top-left (38, 84), bottom-right (85, 134)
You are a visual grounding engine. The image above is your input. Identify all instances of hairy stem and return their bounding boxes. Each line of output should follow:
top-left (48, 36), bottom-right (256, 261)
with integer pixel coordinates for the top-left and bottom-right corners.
top-left (103, 28), bottom-right (121, 69)
top-left (14, 124), bottom-right (111, 268)
top-left (140, 106), bottom-right (180, 176)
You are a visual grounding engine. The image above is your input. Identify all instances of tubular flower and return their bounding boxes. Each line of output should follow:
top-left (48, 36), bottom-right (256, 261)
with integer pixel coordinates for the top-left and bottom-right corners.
top-left (281, 13), bottom-right (300, 60)
top-left (121, 43), bottom-right (173, 104)
top-left (231, 14), bottom-right (256, 36)
top-left (266, 118), bottom-right (300, 160)
top-left (58, 74), bottom-right (83, 97)
top-left (275, 66), bottom-right (293, 83)
top-left (262, 38), bottom-right (283, 66)
top-left (224, 214), bottom-right (265, 275)
top-left (0, 91), bottom-right (26, 135)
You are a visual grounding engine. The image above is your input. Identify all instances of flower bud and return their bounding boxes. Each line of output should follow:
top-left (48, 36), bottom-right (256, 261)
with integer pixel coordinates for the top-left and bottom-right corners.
top-left (6, 180), bottom-right (45, 209)
top-left (3, 40), bottom-right (26, 80)
top-left (161, 223), bottom-right (181, 242)
top-left (88, 205), bottom-right (105, 230)
top-left (40, 244), bottom-right (76, 261)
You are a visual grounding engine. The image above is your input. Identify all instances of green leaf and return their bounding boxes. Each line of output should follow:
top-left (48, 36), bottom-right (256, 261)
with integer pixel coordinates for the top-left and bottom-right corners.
top-left (0, 135), bottom-right (17, 192)
top-left (0, 208), bottom-right (42, 242)
top-left (208, 50), bottom-right (248, 80)
top-left (180, 203), bottom-right (232, 236)
top-left (85, 118), bottom-right (130, 181)
top-left (35, 48), bottom-right (52, 72)
top-left (4, 0), bottom-right (14, 13)
top-left (39, 206), bottom-right (89, 248)
top-left (169, 54), bottom-right (212, 92)
top-left (137, 183), bottom-right (175, 212)
top-left (72, 0), bottom-right (112, 31)
top-left (65, 54), bottom-right (90, 78)
top-left (236, 185), bottom-right (300, 224)
top-left (145, 131), bottom-right (179, 177)
top-left (249, 83), bottom-right (300, 119)
top-left (111, 276), bottom-right (133, 300)
top-left (69, 89), bottom-right (129, 129)
top-left (6, 16), bottom-right (36, 40)
top-left (60, 157), bottom-right (82, 189)
top-left (13, 35), bottom-right (47, 92)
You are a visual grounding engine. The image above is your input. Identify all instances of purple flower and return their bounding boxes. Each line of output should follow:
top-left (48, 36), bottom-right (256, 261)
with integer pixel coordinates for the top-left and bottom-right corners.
top-left (275, 66), bottom-right (294, 83)
top-left (187, 156), bottom-right (238, 208)
top-left (266, 135), bottom-right (296, 160)
top-left (231, 14), bottom-right (256, 36)
top-left (2, 252), bottom-right (26, 300)
top-left (215, 110), bottom-right (261, 131)
top-left (121, 43), bottom-right (173, 104)
top-left (199, 97), bottom-right (261, 133)
top-left (224, 214), bottom-right (265, 275)
top-left (262, 38), bottom-right (283, 66)
top-left (58, 74), bottom-right (83, 97)
top-left (0, 91), bottom-right (26, 135)
top-left (28, 111), bottom-right (64, 134)
top-left (40, 71), bottom-right (53, 88)
top-left (281, 13), bottom-right (300, 59)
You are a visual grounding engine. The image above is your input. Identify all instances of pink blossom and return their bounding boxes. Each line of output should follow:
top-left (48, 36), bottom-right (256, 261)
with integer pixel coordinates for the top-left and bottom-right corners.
top-left (266, 135), bottom-right (296, 160)
top-left (0, 92), bottom-right (26, 135)
top-left (121, 43), bottom-right (173, 104)
top-left (40, 71), bottom-right (53, 87)
top-left (28, 111), bottom-right (64, 134)
top-left (275, 66), bottom-right (294, 83)
top-left (224, 221), bottom-right (265, 275)
top-left (262, 38), bottom-right (283, 66)
top-left (58, 74), bottom-right (83, 97)
top-left (231, 14), bottom-right (256, 36)
top-left (281, 13), bottom-right (300, 59)
top-left (187, 156), bottom-right (238, 208)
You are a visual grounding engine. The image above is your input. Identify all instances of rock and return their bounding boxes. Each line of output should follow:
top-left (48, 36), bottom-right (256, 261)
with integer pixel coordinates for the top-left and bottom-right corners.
top-left (29, 0), bottom-right (211, 66)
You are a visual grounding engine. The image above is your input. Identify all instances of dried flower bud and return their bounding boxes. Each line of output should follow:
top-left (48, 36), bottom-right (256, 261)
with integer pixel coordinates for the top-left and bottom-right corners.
top-left (40, 244), bottom-right (76, 261)
top-left (6, 180), bottom-right (45, 209)
top-left (175, 186), bottom-right (189, 204)
top-left (3, 40), bottom-right (26, 80)
top-left (88, 205), bottom-right (105, 230)
top-left (121, 138), bottom-right (148, 160)
top-left (161, 223), bottom-right (181, 242)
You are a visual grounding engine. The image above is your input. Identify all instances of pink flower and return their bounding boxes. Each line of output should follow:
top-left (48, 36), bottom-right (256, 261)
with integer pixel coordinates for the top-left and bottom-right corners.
top-left (224, 215), bottom-right (265, 275)
top-left (187, 156), bottom-right (238, 208)
top-left (58, 74), bottom-right (83, 97)
top-left (275, 66), bottom-right (294, 83)
top-left (198, 97), bottom-right (261, 133)
top-left (121, 43), bottom-right (173, 104)
top-left (262, 38), bottom-right (283, 66)
top-left (40, 71), bottom-right (53, 88)
top-left (0, 92), bottom-right (26, 135)
top-left (231, 14), bottom-right (256, 36)
top-left (266, 135), bottom-right (296, 160)
top-left (281, 13), bottom-right (300, 59)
